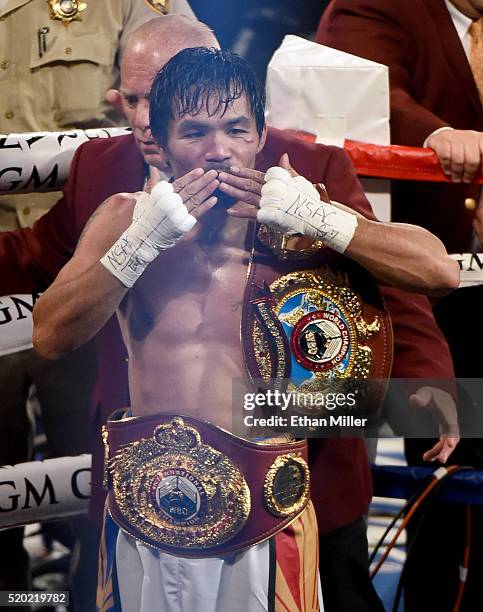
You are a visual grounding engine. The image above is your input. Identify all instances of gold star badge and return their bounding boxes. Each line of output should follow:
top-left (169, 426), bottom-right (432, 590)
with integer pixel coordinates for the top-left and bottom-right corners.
top-left (144, 0), bottom-right (171, 15)
top-left (48, 0), bottom-right (87, 25)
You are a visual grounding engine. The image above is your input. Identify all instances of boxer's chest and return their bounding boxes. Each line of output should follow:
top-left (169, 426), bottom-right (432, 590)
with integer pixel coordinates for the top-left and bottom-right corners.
top-left (121, 240), bottom-right (250, 344)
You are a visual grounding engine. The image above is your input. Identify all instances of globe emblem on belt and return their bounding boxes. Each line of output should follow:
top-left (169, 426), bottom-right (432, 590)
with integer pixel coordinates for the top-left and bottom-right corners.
top-left (291, 310), bottom-right (350, 372)
top-left (151, 468), bottom-right (206, 524)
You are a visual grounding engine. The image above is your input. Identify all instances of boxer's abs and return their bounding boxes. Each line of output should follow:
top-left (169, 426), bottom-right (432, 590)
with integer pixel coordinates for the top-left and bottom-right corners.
top-left (117, 237), bottom-right (253, 430)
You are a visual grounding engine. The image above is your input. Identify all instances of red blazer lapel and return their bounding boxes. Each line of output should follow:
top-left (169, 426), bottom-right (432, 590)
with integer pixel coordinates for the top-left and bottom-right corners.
top-left (425, 0), bottom-right (482, 115)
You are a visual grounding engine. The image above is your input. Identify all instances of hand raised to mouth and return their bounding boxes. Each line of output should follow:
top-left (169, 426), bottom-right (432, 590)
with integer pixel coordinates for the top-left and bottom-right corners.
top-left (217, 166), bottom-right (266, 218)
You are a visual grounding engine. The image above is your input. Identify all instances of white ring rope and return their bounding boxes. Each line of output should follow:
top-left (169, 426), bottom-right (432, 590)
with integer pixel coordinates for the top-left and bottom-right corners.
top-left (0, 127), bottom-right (130, 194)
top-left (0, 455), bottom-right (91, 529)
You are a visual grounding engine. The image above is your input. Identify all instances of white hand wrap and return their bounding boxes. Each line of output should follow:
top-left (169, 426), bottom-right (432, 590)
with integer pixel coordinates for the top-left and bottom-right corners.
top-left (100, 181), bottom-right (196, 288)
top-left (258, 167), bottom-right (358, 253)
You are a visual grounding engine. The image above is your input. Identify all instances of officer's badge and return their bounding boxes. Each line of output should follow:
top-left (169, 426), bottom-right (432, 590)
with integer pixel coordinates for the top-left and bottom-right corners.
top-left (144, 0), bottom-right (171, 15)
top-left (48, 0), bottom-right (87, 25)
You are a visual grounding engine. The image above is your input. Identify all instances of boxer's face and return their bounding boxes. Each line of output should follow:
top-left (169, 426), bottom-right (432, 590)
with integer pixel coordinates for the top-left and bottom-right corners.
top-left (163, 93), bottom-right (266, 179)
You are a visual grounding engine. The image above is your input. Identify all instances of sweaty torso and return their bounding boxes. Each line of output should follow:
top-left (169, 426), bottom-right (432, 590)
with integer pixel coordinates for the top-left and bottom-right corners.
top-left (117, 215), bottom-right (253, 430)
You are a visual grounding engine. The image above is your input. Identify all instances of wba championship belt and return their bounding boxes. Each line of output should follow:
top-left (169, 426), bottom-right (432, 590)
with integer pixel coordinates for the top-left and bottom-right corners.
top-left (104, 413), bottom-right (310, 556)
top-left (242, 224), bottom-right (393, 413)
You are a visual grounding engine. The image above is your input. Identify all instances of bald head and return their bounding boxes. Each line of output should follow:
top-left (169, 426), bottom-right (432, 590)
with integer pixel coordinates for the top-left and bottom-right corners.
top-left (123, 15), bottom-right (218, 74)
top-left (118, 16), bottom-right (219, 167)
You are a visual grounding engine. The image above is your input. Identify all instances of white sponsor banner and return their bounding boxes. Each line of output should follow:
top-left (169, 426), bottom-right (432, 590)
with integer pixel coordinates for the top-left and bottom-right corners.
top-left (0, 455), bottom-right (91, 529)
top-left (451, 253), bottom-right (483, 288)
top-left (0, 127), bottom-right (130, 194)
top-left (0, 294), bottom-right (40, 357)
top-left (265, 35), bottom-right (391, 221)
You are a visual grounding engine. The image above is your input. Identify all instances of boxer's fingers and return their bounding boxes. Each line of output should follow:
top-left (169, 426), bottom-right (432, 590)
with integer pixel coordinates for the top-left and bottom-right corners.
top-left (218, 169), bottom-right (264, 196)
top-left (226, 166), bottom-right (266, 186)
top-left (174, 169), bottom-right (219, 208)
top-left (218, 181), bottom-right (261, 207)
top-left (189, 196), bottom-right (218, 220)
top-left (184, 179), bottom-right (220, 213)
top-left (226, 202), bottom-right (259, 218)
top-left (172, 168), bottom-right (204, 192)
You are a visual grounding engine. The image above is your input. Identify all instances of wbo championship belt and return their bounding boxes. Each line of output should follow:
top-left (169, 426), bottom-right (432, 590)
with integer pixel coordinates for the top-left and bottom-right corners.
top-left (104, 413), bottom-right (310, 556)
top-left (242, 223), bottom-right (393, 414)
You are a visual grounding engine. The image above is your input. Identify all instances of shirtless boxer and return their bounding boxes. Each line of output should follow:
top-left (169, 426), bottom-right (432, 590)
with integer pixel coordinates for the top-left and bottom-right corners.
top-left (32, 48), bottom-right (459, 611)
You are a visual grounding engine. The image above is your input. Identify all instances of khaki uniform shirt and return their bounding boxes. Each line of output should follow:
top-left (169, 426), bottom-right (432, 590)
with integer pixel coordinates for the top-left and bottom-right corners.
top-left (0, 0), bottom-right (194, 229)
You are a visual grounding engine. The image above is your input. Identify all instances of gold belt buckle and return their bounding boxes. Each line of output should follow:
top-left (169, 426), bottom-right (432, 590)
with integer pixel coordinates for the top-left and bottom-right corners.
top-left (109, 417), bottom-right (251, 550)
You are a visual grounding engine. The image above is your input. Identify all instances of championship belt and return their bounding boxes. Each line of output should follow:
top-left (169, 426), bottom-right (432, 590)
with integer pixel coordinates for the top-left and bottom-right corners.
top-left (104, 413), bottom-right (310, 557)
top-left (242, 223), bottom-right (393, 413)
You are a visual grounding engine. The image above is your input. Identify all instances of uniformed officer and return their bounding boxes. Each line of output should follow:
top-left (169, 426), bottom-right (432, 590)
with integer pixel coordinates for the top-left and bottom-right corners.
top-left (0, 0), bottom-right (194, 228)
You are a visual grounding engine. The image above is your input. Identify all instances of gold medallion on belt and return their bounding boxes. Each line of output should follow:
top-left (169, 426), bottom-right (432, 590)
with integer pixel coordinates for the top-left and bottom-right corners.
top-left (264, 454), bottom-right (310, 517)
top-left (109, 417), bottom-right (251, 550)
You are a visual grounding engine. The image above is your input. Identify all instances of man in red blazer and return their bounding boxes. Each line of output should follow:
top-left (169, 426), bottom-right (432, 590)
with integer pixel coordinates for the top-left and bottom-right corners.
top-left (0, 15), bottom-right (458, 612)
top-left (317, 0), bottom-right (483, 251)
top-left (318, 2), bottom-right (483, 609)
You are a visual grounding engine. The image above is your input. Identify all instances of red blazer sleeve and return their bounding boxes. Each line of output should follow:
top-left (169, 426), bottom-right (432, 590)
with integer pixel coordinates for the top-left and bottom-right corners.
top-left (317, 0), bottom-right (449, 145)
top-left (312, 146), bottom-right (456, 528)
top-left (316, 144), bottom-right (456, 381)
top-left (0, 145), bottom-right (84, 295)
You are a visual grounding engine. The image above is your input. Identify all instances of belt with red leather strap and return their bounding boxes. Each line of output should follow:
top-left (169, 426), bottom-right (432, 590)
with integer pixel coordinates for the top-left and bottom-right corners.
top-left (104, 412), bottom-right (310, 557)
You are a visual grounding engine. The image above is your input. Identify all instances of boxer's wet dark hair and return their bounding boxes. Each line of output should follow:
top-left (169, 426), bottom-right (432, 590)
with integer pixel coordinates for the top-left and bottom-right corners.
top-left (149, 47), bottom-right (266, 145)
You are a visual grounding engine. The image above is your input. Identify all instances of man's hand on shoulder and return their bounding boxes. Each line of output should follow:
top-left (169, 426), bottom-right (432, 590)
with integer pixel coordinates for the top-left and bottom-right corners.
top-left (426, 129), bottom-right (483, 183)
